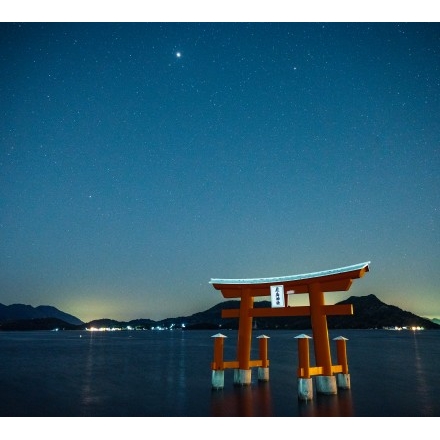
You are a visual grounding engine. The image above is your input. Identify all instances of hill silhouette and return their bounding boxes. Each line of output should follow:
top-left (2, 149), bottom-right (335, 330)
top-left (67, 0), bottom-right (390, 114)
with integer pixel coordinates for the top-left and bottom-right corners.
top-left (0, 294), bottom-right (438, 331)
top-left (0, 303), bottom-right (83, 326)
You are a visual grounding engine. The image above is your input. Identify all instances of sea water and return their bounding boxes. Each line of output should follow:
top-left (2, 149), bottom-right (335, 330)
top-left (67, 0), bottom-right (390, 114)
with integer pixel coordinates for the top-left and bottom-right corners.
top-left (0, 329), bottom-right (439, 417)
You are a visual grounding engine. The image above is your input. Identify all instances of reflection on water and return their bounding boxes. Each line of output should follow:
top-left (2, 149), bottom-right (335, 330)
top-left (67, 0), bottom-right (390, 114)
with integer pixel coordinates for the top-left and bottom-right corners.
top-left (210, 381), bottom-right (354, 417)
top-left (81, 332), bottom-right (103, 413)
top-left (412, 331), bottom-right (434, 416)
top-left (298, 389), bottom-right (354, 417)
top-left (211, 382), bottom-right (274, 416)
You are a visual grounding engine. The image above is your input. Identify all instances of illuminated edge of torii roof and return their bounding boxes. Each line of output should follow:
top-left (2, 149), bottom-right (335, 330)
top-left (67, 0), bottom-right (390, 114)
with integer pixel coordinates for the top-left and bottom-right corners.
top-left (209, 261), bottom-right (370, 285)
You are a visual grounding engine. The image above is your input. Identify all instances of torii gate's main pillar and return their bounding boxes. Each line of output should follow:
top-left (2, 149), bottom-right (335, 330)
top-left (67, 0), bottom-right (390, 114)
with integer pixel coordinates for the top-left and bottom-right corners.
top-left (210, 262), bottom-right (370, 393)
top-left (309, 283), bottom-right (332, 376)
top-left (235, 288), bottom-right (253, 384)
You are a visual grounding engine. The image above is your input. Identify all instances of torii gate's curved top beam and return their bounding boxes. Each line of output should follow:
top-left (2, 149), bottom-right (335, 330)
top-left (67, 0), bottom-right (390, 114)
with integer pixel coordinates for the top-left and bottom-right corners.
top-left (210, 261), bottom-right (370, 298)
top-left (210, 262), bottom-right (370, 285)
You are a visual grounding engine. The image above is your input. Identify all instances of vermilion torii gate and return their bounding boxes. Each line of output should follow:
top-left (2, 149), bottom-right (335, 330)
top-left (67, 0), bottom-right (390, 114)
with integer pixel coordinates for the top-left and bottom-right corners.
top-left (210, 261), bottom-right (370, 395)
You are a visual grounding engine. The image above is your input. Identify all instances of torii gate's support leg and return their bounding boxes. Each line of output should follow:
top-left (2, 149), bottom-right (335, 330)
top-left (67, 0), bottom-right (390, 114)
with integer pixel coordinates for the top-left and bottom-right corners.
top-left (296, 334), bottom-right (314, 400)
top-left (211, 334), bottom-right (226, 389)
top-left (257, 335), bottom-right (270, 382)
top-left (334, 336), bottom-right (351, 389)
top-left (234, 288), bottom-right (253, 386)
top-left (309, 283), bottom-right (337, 395)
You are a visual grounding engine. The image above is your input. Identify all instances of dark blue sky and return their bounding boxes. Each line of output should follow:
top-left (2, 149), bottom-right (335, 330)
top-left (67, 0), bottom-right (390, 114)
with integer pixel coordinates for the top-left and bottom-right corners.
top-left (1, 21), bottom-right (439, 322)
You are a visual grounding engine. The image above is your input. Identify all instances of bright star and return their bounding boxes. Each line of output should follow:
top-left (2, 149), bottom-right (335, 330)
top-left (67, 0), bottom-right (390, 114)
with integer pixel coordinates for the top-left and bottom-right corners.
top-left (176, 52), bottom-right (181, 58)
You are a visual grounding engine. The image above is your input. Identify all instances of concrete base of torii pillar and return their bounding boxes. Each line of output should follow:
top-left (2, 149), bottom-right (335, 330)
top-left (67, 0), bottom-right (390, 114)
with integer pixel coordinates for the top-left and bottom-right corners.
top-left (298, 378), bottom-right (314, 400)
top-left (211, 370), bottom-right (225, 389)
top-left (257, 367), bottom-right (269, 381)
top-left (315, 375), bottom-right (337, 394)
top-left (336, 373), bottom-right (351, 389)
top-left (234, 369), bottom-right (252, 385)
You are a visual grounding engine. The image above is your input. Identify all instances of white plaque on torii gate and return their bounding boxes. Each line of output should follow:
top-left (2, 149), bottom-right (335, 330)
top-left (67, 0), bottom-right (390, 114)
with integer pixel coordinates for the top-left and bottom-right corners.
top-left (270, 285), bottom-right (285, 308)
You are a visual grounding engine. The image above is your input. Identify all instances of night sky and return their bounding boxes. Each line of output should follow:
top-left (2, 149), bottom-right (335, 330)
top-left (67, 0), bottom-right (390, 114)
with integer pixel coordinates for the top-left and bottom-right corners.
top-left (1, 21), bottom-right (439, 323)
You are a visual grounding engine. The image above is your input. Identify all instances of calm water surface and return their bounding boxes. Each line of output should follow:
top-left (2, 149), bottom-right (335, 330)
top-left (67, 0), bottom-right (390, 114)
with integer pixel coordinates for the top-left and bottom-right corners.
top-left (1, 329), bottom-right (439, 416)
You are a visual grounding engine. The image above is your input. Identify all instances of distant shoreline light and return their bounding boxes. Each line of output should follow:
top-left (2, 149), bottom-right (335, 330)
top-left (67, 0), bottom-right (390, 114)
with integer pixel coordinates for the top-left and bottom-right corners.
top-left (383, 326), bottom-right (424, 331)
top-left (85, 323), bottom-right (186, 331)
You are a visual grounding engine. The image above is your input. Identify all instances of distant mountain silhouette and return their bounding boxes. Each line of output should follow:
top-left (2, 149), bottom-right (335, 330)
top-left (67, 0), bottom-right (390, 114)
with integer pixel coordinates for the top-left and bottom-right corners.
top-left (327, 294), bottom-right (439, 329)
top-left (432, 318), bottom-right (440, 326)
top-left (0, 294), bottom-right (439, 331)
top-left (0, 303), bottom-right (83, 326)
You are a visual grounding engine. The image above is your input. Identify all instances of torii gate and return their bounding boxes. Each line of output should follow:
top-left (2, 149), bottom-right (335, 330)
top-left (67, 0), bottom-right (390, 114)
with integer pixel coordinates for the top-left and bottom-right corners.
top-left (210, 261), bottom-right (370, 395)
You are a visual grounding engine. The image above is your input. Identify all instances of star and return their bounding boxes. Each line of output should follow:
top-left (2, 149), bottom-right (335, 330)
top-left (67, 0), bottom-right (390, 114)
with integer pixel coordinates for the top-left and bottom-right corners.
top-left (176, 52), bottom-right (181, 58)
